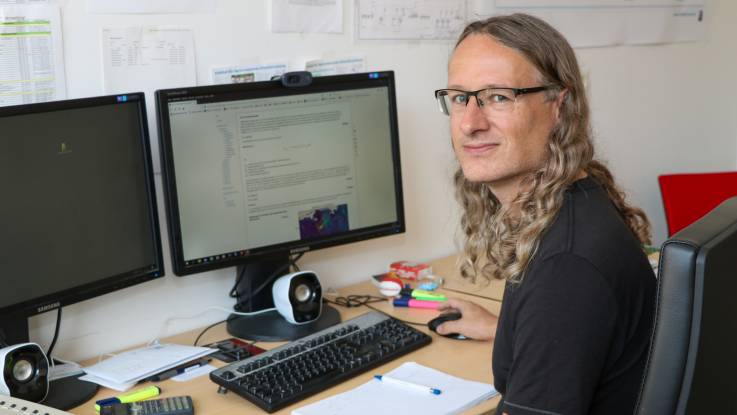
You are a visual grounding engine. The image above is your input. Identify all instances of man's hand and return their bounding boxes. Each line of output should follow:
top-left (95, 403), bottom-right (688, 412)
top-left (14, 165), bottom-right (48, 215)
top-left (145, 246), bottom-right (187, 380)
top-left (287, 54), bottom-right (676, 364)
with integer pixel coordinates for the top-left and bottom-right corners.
top-left (435, 298), bottom-right (498, 341)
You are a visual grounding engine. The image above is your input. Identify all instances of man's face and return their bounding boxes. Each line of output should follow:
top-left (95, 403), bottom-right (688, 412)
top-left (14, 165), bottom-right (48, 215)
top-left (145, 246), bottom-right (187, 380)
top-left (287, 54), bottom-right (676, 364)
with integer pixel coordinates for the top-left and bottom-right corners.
top-left (448, 34), bottom-right (562, 201)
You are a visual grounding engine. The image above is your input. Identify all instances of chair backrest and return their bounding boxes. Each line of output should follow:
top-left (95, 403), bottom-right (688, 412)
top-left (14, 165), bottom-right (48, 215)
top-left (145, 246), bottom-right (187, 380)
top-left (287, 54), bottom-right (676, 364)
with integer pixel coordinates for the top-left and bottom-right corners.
top-left (635, 196), bottom-right (737, 415)
top-left (658, 171), bottom-right (737, 236)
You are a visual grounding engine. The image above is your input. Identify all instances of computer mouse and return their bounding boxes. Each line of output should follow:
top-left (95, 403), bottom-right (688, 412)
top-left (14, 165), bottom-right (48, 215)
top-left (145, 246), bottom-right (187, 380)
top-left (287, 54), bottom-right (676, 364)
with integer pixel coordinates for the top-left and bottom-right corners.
top-left (428, 312), bottom-right (468, 340)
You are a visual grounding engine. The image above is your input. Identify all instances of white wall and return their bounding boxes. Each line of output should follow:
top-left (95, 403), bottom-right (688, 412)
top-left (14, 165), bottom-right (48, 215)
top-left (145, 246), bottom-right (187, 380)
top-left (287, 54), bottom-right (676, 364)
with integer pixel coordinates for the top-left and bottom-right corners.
top-left (28, 0), bottom-right (737, 361)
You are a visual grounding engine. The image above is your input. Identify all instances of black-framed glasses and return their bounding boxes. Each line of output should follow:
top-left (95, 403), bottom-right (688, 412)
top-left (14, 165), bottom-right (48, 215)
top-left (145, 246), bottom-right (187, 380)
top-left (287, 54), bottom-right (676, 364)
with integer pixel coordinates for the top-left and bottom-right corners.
top-left (434, 85), bottom-right (557, 116)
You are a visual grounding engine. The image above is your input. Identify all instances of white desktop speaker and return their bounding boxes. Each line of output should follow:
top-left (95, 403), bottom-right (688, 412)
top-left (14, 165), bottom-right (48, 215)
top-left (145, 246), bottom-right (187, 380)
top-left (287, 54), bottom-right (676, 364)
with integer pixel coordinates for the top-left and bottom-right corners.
top-left (0, 343), bottom-right (49, 402)
top-left (272, 271), bottom-right (323, 324)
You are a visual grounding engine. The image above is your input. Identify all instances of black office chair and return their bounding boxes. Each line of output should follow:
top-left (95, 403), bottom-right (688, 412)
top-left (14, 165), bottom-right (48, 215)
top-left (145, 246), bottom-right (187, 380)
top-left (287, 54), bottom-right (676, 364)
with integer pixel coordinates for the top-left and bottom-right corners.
top-left (635, 196), bottom-right (737, 414)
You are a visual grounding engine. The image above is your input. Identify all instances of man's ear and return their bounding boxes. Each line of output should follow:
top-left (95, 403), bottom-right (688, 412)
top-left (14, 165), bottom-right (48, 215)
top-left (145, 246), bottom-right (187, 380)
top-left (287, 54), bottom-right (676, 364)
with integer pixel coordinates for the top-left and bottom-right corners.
top-left (553, 89), bottom-right (568, 120)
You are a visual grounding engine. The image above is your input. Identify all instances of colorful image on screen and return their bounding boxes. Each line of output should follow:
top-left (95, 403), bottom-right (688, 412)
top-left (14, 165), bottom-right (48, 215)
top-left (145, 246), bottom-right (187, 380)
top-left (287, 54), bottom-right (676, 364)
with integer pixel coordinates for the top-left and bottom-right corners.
top-left (299, 204), bottom-right (349, 239)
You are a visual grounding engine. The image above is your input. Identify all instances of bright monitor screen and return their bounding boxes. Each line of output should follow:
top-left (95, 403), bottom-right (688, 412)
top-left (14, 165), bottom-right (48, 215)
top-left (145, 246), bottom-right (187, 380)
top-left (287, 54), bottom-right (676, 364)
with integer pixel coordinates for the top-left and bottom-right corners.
top-left (0, 93), bottom-right (164, 343)
top-left (157, 71), bottom-right (404, 276)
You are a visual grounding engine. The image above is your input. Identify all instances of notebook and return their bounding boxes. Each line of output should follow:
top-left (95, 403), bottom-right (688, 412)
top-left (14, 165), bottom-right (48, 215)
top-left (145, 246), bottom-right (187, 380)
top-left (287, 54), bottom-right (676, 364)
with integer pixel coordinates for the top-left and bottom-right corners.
top-left (292, 362), bottom-right (498, 415)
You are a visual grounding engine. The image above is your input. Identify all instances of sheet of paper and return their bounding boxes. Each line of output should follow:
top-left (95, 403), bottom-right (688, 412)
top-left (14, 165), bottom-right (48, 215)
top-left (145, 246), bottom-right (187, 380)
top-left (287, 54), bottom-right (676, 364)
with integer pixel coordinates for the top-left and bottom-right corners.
top-left (87, 0), bottom-right (216, 14)
top-left (356, 0), bottom-right (467, 40)
top-left (271, 0), bottom-right (342, 33)
top-left (0, 1), bottom-right (49, 4)
top-left (101, 26), bottom-right (196, 94)
top-left (483, 0), bottom-right (709, 47)
top-left (293, 362), bottom-right (498, 415)
top-left (0, 4), bottom-right (66, 107)
top-left (78, 373), bottom-right (137, 392)
top-left (305, 57), bottom-right (364, 77)
top-left (211, 62), bottom-right (288, 84)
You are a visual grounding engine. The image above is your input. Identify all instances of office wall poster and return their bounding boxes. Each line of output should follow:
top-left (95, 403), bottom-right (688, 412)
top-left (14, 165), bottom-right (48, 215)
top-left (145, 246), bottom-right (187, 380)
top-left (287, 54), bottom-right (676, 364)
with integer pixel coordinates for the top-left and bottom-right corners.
top-left (356, 0), bottom-right (468, 40)
top-left (271, 0), bottom-right (343, 34)
top-left (478, 0), bottom-right (710, 48)
top-left (0, 0), bottom-right (49, 4)
top-left (210, 62), bottom-right (288, 85)
top-left (305, 56), bottom-right (364, 77)
top-left (0, 4), bottom-right (66, 107)
top-left (101, 26), bottom-right (196, 94)
top-left (87, 0), bottom-right (216, 14)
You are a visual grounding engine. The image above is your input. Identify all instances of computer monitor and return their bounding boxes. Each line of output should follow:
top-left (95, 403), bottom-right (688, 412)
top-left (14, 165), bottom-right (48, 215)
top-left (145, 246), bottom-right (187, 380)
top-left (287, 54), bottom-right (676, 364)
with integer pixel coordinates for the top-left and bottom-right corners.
top-left (0, 93), bottom-right (164, 357)
top-left (156, 71), bottom-right (404, 340)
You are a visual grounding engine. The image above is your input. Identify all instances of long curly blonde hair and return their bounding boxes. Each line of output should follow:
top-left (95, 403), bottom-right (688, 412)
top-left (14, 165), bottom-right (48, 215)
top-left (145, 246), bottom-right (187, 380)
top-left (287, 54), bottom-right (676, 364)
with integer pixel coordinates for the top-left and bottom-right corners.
top-left (454, 14), bottom-right (651, 284)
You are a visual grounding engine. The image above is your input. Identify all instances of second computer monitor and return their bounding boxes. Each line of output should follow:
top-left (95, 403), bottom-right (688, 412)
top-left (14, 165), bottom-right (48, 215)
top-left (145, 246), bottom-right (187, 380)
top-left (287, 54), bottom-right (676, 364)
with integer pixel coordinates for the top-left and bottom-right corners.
top-left (156, 71), bottom-right (404, 277)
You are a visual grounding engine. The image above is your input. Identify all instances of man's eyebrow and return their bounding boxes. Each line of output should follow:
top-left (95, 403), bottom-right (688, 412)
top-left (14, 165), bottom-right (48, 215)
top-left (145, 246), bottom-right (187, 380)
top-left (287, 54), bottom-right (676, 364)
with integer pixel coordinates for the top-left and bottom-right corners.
top-left (445, 84), bottom-right (509, 90)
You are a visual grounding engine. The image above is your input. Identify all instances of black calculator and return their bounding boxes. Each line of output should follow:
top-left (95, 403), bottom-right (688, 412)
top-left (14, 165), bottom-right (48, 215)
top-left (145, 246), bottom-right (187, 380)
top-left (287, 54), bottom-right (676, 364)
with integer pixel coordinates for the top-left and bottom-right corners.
top-left (99, 396), bottom-right (194, 415)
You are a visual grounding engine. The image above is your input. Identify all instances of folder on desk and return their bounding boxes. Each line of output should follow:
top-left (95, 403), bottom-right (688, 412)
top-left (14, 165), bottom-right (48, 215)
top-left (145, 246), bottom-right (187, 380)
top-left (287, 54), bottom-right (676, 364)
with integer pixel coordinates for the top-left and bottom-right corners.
top-left (81, 343), bottom-right (215, 391)
top-left (292, 362), bottom-right (497, 415)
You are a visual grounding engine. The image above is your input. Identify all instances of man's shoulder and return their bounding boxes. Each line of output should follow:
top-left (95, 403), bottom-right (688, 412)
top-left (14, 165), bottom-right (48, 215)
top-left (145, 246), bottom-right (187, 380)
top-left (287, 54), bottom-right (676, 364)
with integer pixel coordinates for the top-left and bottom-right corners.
top-left (535, 178), bottom-right (654, 287)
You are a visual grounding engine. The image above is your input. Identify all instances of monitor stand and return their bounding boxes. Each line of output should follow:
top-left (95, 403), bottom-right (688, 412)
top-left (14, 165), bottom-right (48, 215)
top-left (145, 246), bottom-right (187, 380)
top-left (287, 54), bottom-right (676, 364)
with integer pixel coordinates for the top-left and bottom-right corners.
top-left (0, 315), bottom-right (99, 411)
top-left (44, 374), bottom-right (99, 410)
top-left (227, 254), bottom-right (341, 342)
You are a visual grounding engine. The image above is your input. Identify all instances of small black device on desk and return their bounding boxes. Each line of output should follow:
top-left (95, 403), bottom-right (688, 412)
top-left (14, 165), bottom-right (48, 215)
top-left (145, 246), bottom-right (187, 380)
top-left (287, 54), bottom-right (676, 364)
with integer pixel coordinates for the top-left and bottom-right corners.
top-left (99, 396), bottom-right (194, 415)
top-left (204, 338), bottom-right (266, 363)
top-left (210, 311), bottom-right (431, 413)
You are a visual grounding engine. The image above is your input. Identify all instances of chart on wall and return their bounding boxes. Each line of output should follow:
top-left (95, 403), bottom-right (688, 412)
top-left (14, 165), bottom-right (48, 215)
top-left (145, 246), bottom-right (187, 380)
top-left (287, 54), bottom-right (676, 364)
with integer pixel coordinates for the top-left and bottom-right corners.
top-left (356, 0), bottom-right (467, 40)
top-left (479, 0), bottom-right (709, 48)
top-left (0, 3), bottom-right (66, 107)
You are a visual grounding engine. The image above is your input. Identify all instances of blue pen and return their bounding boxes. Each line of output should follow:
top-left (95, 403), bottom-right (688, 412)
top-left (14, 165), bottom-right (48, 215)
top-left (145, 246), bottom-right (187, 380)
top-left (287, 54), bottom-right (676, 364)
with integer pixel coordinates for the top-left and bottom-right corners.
top-left (374, 374), bottom-right (442, 395)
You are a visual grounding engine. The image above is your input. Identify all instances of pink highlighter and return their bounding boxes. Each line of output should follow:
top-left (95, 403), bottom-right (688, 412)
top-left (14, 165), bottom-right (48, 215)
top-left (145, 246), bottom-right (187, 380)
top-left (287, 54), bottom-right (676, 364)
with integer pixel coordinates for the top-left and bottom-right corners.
top-left (392, 297), bottom-right (441, 309)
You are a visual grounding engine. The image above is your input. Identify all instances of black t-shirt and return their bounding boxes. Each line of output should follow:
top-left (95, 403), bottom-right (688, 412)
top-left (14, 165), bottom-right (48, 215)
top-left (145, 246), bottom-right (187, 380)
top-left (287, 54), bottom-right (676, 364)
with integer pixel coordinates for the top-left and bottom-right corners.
top-left (493, 177), bottom-right (656, 415)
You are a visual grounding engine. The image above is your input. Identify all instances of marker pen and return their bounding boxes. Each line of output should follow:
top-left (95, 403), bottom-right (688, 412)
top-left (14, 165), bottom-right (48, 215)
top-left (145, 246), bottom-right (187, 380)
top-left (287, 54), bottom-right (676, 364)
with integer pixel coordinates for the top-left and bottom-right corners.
top-left (374, 374), bottom-right (442, 395)
top-left (410, 289), bottom-right (447, 302)
top-left (94, 385), bottom-right (161, 411)
top-left (393, 297), bottom-right (442, 309)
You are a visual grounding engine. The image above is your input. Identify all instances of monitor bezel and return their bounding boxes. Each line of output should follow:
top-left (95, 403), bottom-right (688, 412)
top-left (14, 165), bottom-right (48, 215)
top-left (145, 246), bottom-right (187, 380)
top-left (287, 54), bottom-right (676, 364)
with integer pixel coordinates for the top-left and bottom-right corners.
top-left (0, 93), bottom-right (165, 320)
top-left (156, 71), bottom-right (405, 276)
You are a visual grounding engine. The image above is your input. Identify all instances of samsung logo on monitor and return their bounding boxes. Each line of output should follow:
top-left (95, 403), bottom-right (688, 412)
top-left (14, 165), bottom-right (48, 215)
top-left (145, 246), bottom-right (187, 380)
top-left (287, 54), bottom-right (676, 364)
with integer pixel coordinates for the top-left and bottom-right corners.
top-left (37, 302), bottom-right (60, 313)
top-left (290, 246), bottom-right (310, 254)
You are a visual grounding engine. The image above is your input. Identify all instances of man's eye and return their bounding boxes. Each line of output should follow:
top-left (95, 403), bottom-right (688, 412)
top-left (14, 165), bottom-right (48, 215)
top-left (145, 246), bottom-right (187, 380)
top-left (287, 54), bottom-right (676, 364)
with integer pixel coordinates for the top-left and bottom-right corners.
top-left (450, 94), bottom-right (468, 105)
top-left (489, 93), bottom-right (511, 103)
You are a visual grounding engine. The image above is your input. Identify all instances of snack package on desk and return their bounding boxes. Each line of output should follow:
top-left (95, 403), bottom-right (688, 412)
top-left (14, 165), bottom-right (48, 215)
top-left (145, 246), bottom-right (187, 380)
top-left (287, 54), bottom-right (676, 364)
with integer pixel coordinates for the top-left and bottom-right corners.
top-left (389, 261), bottom-right (432, 280)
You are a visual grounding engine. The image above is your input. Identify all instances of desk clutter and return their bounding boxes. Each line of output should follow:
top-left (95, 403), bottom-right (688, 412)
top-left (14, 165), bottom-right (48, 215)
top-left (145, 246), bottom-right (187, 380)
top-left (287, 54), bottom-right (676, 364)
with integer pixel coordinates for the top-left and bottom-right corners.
top-left (81, 344), bottom-right (215, 391)
top-left (98, 396), bottom-right (194, 415)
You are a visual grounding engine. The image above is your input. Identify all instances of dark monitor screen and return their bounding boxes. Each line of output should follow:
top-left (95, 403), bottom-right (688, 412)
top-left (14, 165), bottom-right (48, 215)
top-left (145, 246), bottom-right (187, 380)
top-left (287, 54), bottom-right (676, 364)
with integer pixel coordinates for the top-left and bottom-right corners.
top-left (0, 93), bottom-right (164, 344)
top-left (156, 71), bottom-right (404, 277)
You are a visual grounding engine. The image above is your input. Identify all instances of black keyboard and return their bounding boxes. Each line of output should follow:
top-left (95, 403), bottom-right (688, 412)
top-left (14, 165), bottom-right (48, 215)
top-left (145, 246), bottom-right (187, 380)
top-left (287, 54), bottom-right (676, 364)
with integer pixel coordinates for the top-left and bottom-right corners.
top-left (210, 311), bottom-right (432, 412)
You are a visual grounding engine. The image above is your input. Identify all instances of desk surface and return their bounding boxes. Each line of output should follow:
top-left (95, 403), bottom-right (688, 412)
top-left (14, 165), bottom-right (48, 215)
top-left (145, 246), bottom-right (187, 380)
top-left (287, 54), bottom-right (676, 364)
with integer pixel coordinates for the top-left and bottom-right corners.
top-left (70, 255), bottom-right (504, 415)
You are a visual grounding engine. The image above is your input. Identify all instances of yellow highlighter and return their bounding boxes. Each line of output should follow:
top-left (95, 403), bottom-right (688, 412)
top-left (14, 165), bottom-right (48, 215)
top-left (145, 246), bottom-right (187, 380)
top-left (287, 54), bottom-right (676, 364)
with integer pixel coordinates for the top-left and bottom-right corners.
top-left (94, 385), bottom-right (161, 412)
top-left (411, 289), bottom-right (447, 302)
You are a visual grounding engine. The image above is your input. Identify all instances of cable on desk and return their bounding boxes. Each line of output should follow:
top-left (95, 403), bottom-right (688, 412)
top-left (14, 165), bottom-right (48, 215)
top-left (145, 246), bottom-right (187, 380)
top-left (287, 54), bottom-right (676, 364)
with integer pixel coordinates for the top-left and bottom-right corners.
top-left (46, 307), bottom-right (62, 359)
top-left (441, 286), bottom-right (503, 303)
top-left (327, 294), bottom-right (384, 308)
top-left (233, 253), bottom-right (304, 312)
top-left (323, 296), bottom-right (426, 327)
top-left (193, 316), bottom-right (233, 346)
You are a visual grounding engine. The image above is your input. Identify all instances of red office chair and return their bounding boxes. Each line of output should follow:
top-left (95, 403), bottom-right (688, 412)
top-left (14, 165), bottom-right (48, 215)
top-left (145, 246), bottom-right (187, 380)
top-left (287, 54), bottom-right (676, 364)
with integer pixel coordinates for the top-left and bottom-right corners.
top-left (658, 171), bottom-right (737, 236)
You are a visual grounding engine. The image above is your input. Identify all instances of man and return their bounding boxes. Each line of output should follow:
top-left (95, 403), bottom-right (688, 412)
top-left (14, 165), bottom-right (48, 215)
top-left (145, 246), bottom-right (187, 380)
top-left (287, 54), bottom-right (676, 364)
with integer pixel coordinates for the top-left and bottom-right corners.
top-left (432, 14), bottom-right (656, 415)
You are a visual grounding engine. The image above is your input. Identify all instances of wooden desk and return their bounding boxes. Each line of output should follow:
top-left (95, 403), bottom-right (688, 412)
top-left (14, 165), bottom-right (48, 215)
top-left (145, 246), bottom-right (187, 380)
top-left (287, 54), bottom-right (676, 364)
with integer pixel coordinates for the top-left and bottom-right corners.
top-left (71, 255), bottom-right (503, 415)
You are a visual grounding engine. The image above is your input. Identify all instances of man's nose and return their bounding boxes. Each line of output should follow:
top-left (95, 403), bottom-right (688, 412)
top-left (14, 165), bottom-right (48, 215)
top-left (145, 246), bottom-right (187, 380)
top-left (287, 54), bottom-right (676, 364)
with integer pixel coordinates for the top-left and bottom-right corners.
top-left (459, 96), bottom-right (490, 136)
